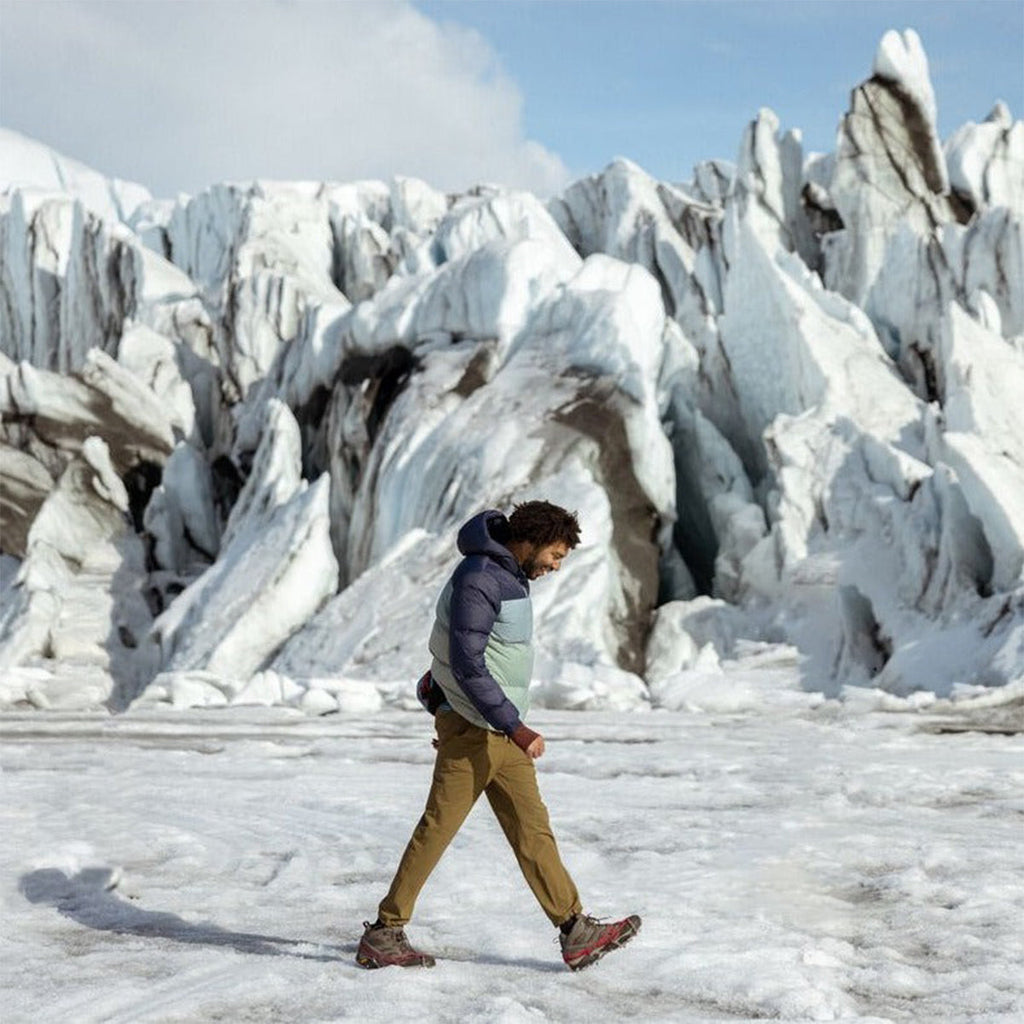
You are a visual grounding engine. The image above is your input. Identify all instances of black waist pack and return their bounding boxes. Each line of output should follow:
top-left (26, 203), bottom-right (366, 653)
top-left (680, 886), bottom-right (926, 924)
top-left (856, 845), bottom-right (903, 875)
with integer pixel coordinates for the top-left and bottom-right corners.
top-left (415, 671), bottom-right (446, 715)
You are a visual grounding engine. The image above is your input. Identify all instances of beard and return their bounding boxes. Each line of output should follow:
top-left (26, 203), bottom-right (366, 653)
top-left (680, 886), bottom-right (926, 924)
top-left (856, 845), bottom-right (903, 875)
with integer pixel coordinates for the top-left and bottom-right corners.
top-left (520, 555), bottom-right (549, 580)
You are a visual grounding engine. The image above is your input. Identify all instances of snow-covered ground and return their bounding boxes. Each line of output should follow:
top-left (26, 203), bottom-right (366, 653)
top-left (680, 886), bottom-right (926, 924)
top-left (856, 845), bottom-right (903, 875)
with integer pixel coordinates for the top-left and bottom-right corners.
top-left (3, 679), bottom-right (1022, 1024)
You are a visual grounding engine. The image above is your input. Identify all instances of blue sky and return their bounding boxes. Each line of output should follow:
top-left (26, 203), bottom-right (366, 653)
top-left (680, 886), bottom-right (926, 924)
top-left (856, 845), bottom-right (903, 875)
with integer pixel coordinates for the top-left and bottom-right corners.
top-left (416, 0), bottom-right (1024, 182)
top-left (1, 0), bottom-right (1021, 197)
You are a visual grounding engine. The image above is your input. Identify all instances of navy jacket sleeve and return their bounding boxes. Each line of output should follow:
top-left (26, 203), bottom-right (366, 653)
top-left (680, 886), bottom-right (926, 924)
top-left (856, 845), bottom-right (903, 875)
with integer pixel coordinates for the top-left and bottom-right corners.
top-left (447, 565), bottom-right (523, 735)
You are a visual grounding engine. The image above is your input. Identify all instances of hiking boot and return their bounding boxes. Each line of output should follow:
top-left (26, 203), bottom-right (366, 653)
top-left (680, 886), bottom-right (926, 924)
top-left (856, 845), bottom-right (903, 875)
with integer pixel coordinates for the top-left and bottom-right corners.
top-left (355, 920), bottom-right (436, 968)
top-left (559, 913), bottom-right (641, 971)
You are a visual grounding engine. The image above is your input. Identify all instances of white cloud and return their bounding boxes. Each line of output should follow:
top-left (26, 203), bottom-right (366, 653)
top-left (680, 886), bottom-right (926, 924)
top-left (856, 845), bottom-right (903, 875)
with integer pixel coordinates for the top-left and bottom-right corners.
top-left (0, 0), bottom-right (570, 198)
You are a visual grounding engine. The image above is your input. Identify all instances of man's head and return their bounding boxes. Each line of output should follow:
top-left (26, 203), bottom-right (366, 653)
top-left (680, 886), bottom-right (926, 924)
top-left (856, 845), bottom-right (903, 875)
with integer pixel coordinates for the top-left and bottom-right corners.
top-left (505, 501), bottom-right (581, 580)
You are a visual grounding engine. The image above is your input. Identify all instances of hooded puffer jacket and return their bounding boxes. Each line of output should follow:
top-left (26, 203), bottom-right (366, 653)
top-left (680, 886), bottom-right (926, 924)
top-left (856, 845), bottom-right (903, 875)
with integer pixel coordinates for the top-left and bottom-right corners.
top-left (428, 510), bottom-right (533, 735)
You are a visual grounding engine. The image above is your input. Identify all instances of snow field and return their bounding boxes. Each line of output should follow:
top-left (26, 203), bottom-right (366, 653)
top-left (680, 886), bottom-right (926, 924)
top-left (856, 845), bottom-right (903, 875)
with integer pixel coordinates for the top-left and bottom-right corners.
top-left (2, 699), bottom-right (1021, 1023)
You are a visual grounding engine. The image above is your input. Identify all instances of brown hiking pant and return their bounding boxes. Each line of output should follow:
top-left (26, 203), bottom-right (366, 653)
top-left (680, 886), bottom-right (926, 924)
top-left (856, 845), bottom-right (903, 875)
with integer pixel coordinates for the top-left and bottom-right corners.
top-left (377, 709), bottom-right (582, 928)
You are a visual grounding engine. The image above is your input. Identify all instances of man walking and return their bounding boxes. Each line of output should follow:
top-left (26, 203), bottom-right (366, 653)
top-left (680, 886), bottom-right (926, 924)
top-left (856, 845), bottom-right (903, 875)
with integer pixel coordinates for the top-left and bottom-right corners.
top-left (356, 501), bottom-right (641, 972)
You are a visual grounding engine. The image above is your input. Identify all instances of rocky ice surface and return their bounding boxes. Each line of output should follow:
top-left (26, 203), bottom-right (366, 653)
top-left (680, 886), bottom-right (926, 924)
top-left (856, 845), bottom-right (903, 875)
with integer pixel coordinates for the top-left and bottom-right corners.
top-left (1, 30), bottom-right (1022, 713)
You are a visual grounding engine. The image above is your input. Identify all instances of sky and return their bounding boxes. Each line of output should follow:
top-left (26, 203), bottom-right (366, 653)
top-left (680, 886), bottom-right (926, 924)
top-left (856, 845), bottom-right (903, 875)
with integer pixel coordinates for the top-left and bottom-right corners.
top-left (0, 0), bottom-right (1021, 199)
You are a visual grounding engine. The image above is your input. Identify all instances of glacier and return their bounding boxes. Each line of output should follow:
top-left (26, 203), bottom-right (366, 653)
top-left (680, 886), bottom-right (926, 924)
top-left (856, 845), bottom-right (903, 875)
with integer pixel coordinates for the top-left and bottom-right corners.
top-left (1, 29), bottom-right (1023, 713)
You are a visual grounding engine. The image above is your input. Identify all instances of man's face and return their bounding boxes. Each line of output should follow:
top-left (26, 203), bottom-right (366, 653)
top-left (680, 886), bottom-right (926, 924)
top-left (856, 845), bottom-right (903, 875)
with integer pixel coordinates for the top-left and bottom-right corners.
top-left (520, 541), bottom-right (570, 580)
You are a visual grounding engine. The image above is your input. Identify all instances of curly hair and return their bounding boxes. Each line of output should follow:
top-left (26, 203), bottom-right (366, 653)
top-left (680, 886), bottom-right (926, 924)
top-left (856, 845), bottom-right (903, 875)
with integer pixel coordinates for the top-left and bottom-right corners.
top-left (507, 500), bottom-right (581, 549)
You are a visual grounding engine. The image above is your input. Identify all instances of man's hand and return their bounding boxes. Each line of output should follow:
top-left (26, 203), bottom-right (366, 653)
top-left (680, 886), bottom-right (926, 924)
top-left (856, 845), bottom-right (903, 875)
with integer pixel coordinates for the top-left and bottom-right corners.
top-left (511, 723), bottom-right (545, 758)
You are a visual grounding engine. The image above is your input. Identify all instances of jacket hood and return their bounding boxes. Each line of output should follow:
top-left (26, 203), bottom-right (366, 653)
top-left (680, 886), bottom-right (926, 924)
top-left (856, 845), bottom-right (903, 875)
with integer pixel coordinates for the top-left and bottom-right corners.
top-left (457, 510), bottom-right (523, 578)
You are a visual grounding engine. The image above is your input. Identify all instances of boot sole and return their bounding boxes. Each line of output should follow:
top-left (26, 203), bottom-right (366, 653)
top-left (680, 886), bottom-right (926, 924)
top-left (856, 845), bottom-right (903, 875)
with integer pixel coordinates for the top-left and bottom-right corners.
top-left (356, 952), bottom-right (436, 969)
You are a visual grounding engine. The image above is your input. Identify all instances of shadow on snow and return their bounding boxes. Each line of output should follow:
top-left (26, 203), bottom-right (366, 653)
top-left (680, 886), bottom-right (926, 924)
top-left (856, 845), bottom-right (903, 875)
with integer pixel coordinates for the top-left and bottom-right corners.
top-left (19, 866), bottom-right (564, 972)
top-left (19, 866), bottom-right (348, 963)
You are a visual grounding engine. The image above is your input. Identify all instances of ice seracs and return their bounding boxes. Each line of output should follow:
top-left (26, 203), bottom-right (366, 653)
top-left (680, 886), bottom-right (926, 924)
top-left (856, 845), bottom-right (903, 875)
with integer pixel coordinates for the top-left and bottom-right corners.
top-left (0, 190), bottom-right (211, 374)
top-left (0, 437), bottom-right (157, 709)
top-left (163, 182), bottom-right (349, 401)
top-left (0, 127), bottom-right (151, 226)
top-left (1, 348), bottom-right (179, 470)
top-left (945, 101), bottom-right (1024, 213)
top-left (933, 304), bottom-right (1024, 591)
top-left (143, 441), bottom-right (221, 578)
top-left (1, 28), bottom-right (1023, 711)
top-left (731, 108), bottom-right (817, 271)
top-left (826, 29), bottom-right (958, 317)
top-left (143, 400), bottom-right (338, 703)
